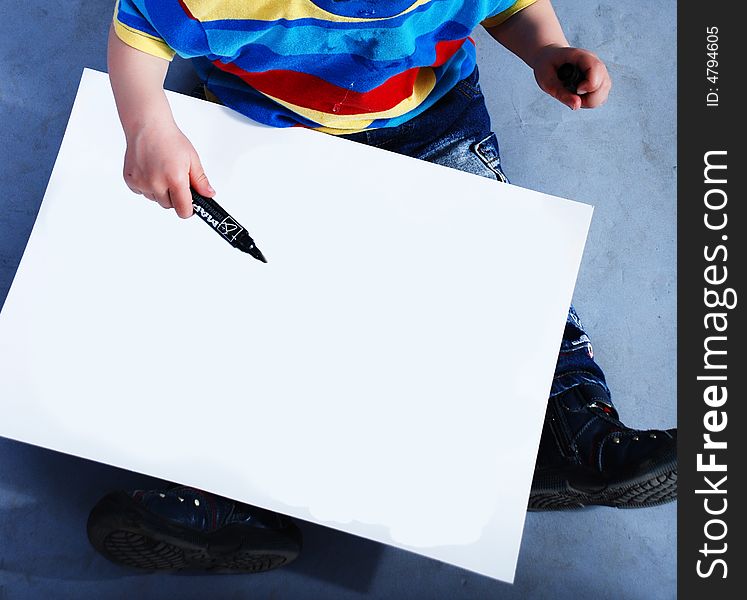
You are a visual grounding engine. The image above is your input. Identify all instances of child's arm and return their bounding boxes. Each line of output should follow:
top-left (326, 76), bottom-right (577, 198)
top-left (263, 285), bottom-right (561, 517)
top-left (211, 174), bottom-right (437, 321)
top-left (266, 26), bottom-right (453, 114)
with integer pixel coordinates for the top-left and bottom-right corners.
top-left (485, 0), bottom-right (611, 110)
top-left (108, 26), bottom-right (214, 218)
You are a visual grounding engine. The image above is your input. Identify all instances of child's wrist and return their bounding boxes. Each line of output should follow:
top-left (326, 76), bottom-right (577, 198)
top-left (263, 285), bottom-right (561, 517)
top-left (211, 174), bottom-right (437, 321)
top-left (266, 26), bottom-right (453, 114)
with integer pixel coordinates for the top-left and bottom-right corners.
top-left (120, 94), bottom-right (175, 140)
top-left (528, 42), bottom-right (570, 70)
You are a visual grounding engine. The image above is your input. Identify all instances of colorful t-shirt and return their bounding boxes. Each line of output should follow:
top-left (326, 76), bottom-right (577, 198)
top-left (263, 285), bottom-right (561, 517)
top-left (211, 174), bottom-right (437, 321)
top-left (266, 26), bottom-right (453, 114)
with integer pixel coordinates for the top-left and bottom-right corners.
top-left (113, 0), bottom-right (536, 133)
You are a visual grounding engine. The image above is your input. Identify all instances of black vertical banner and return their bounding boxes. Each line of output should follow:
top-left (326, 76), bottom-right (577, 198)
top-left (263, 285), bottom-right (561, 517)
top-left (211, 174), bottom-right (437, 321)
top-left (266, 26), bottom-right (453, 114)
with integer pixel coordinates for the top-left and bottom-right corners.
top-left (678, 1), bottom-right (745, 598)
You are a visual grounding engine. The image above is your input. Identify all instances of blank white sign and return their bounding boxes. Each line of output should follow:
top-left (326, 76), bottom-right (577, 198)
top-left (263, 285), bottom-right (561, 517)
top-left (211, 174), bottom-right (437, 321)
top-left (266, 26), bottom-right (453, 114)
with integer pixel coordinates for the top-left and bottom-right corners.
top-left (0, 69), bottom-right (592, 583)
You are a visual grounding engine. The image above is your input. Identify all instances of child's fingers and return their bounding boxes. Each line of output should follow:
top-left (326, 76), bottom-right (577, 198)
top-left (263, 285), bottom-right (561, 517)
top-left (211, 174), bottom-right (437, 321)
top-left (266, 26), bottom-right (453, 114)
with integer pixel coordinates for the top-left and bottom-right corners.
top-left (541, 75), bottom-right (582, 110)
top-left (579, 76), bottom-right (612, 108)
top-left (152, 188), bottom-right (173, 210)
top-left (575, 54), bottom-right (609, 95)
top-left (189, 152), bottom-right (215, 198)
top-left (554, 87), bottom-right (582, 110)
top-left (168, 180), bottom-right (194, 219)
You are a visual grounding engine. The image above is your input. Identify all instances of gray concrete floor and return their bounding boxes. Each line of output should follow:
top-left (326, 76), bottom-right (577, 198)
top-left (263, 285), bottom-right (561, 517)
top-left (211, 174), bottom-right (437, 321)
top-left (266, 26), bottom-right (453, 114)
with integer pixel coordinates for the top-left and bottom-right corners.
top-left (0, 1), bottom-right (676, 598)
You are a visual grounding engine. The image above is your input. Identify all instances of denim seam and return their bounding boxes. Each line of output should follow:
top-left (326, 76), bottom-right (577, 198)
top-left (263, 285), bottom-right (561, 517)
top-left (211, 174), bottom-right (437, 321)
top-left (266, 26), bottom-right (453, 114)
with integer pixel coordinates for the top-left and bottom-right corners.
top-left (552, 369), bottom-right (599, 380)
top-left (454, 79), bottom-right (481, 100)
top-left (472, 134), bottom-right (508, 183)
top-left (559, 343), bottom-right (592, 355)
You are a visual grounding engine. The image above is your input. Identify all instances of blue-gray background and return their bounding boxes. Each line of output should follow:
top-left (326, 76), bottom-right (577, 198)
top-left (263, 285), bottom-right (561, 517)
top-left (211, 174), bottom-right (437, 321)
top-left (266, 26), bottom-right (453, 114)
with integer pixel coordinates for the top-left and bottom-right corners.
top-left (0, 1), bottom-right (676, 598)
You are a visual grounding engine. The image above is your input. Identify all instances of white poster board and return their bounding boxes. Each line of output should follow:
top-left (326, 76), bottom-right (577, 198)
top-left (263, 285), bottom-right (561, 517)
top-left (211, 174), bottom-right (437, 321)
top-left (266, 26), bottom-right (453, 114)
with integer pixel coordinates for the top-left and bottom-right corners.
top-left (0, 69), bottom-right (592, 583)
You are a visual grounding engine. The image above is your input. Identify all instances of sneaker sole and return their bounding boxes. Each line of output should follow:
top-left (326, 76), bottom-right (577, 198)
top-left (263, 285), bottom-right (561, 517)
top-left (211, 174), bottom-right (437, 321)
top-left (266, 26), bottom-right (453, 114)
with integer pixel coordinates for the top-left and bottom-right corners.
top-left (528, 452), bottom-right (677, 511)
top-left (87, 491), bottom-right (302, 572)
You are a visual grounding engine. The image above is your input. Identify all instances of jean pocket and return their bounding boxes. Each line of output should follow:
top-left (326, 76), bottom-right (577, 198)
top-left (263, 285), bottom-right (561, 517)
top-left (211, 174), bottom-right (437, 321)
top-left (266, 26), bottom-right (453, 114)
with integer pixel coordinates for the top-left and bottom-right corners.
top-left (471, 133), bottom-right (509, 183)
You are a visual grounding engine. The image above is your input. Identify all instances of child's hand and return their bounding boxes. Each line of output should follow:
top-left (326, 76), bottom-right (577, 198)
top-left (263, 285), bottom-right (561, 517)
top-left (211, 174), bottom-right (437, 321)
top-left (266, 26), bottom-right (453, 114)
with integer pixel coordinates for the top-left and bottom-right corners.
top-left (531, 45), bottom-right (611, 110)
top-left (108, 25), bottom-right (214, 218)
top-left (123, 121), bottom-right (215, 218)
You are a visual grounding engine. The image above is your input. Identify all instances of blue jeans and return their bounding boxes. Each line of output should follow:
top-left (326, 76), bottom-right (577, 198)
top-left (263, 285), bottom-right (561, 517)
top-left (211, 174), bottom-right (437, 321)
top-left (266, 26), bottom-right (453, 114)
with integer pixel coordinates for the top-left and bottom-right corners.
top-left (342, 66), bottom-right (611, 403)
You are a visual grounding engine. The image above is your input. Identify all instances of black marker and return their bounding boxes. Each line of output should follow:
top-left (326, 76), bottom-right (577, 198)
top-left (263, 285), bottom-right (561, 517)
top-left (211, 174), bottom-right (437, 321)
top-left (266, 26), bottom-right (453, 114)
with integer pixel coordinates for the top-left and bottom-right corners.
top-left (557, 62), bottom-right (584, 94)
top-left (190, 188), bottom-right (267, 263)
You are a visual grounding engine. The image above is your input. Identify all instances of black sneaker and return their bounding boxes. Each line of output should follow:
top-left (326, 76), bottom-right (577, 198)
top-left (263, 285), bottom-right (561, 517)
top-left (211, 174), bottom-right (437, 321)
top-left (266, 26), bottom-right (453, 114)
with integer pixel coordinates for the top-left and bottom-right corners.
top-left (87, 486), bottom-right (302, 572)
top-left (529, 383), bottom-right (677, 510)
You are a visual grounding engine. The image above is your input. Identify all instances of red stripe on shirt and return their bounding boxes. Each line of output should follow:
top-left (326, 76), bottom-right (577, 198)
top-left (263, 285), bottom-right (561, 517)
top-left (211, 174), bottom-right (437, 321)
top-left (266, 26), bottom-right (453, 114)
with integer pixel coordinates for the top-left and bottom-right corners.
top-left (212, 38), bottom-right (465, 116)
top-left (213, 61), bottom-right (419, 115)
top-left (432, 38), bottom-right (466, 66)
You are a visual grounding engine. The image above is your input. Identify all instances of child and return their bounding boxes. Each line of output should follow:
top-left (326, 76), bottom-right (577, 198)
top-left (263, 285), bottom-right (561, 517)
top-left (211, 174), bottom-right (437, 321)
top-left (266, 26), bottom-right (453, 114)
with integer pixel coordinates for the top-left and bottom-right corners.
top-left (89, 0), bottom-right (676, 573)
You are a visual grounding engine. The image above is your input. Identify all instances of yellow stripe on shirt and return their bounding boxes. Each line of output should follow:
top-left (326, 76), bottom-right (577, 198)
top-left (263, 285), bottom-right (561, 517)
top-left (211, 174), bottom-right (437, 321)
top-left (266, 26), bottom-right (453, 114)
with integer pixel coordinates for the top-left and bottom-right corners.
top-left (182, 0), bottom-right (434, 24)
top-left (112, 0), bottom-right (175, 60)
top-left (261, 67), bottom-right (438, 131)
top-left (481, 0), bottom-right (538, 29)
